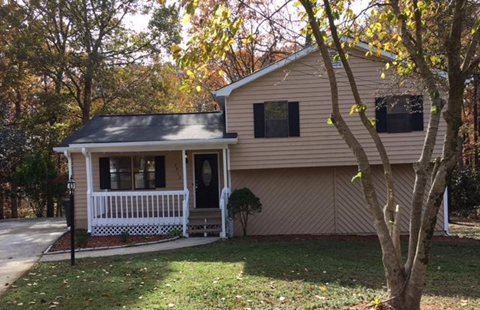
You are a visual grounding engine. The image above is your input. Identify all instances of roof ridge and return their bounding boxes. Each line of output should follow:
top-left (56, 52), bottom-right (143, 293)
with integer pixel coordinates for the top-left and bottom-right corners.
top-left (97, 111), bottom-right (222, 117)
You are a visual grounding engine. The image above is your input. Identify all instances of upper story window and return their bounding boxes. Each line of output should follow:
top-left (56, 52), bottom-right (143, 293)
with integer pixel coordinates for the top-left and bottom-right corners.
top-left (329, 49), bottom-right (343, 69)
top-left (253, 101), bottom-right (300, 138)
top-left (265, 101), bottom-right (289, 138)
top-left (375, 95), bottom-right (424, 133)
top-left (99, 155), bottom-right (166, 190)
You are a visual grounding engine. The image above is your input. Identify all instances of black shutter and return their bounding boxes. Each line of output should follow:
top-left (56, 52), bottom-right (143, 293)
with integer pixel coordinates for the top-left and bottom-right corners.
top-left (411, 95), bottom-right (424, 131)
top-left (253, 103), bottom-right (265, 138)
top-left (288, 102), bottom-right (300, 137)
top-left (99, 157), bottom-right (111, 190)
top-left (155, 156), bottom-right (166, 188)
top-left (375, 97), bottom-right (387, 133)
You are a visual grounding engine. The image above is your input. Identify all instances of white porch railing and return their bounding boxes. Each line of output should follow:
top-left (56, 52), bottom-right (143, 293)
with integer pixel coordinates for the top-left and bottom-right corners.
top-left (91, 190), bottom-right (189, 235)
top-left (219, 187), bottom-right (231, 238)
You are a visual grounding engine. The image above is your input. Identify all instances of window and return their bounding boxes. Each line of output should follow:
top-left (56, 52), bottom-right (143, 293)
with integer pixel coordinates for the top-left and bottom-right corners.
top-left (265, 101), bottom-right (289, 138)
top-left (253, 101), bottom-right (300, 138)
top-left (329, 49), bottom-right (343, 69)
top-left (110, 157), bottom-right (132, 190)
top-left (99, 155), bottom-right (166, 190)
top-left (133, 156), bottom-right (156, 189)
top-left (375, 95), bottom-right (424, 133)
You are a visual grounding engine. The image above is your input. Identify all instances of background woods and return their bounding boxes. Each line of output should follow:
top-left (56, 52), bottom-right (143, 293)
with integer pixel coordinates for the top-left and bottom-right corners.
top-left (0, 0), bottom-right (186, 219)
top-left (0, 0), bottom-right (298, 219)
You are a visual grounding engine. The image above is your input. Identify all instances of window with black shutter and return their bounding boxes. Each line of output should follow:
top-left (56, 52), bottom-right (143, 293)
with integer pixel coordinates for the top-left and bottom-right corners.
top-left (253, 101), bottom-right (300, 138)
top-left (133, 156), bottom-right (156, 189)
top-left (99, 155), bottom-right (166, 190)
top-left (109, 157), bottom-right (132, 190)
top-left (375, 95), bottom-right (424, 133)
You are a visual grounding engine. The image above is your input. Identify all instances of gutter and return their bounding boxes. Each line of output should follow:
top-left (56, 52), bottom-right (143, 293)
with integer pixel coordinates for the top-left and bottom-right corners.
top-left (53, 137), bottom-right (238, 153)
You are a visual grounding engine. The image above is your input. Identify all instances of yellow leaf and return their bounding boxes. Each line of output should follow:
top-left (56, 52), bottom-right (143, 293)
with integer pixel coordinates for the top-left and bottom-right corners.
top-left (350, 104), bottom-right (357, 115)
top-left (385, 63), bottom-right (390, 70)
top-left (381, 72), bottom-right (386, 79)
top-left (196, 85), bottom-right (202, 92)
top-left (183, 14), bottom-right (191, 24)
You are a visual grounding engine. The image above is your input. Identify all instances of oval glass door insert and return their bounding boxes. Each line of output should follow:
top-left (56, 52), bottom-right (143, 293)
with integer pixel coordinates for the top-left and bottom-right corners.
top-left (202, 160), bottom-right (213, 186)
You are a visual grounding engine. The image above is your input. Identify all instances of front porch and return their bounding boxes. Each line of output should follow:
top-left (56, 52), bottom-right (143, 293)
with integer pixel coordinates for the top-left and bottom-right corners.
top-left (67, 147), bottom-right (233, 238)
top-left (55, 112), bottom-right (237, 238)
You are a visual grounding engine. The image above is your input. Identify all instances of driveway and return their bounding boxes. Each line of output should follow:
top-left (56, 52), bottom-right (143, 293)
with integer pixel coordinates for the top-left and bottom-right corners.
top-left (0, 218), bottom-right (66, 296)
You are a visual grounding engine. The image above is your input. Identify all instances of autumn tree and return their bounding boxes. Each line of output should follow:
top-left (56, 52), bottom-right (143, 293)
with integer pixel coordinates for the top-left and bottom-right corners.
top-left (175, 0), bottom-right (480, 309)
top-left (174, 0), bottom-right (304, 93)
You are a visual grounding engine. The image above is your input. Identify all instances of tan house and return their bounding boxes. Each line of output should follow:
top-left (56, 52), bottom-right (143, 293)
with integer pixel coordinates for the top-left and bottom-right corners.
top-left (54, 43), bottom-right (449, 237)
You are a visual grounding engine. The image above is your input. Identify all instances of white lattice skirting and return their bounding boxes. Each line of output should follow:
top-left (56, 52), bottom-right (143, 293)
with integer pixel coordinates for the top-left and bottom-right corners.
top-left (91, 225), bottom-right (183, 236)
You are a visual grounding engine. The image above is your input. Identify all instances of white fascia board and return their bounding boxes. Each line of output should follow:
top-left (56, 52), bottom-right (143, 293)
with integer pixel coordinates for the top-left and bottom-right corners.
top-left (215, 45), bottom-right (319, 97)
top-left (54, 138), bottom-right (238, 153)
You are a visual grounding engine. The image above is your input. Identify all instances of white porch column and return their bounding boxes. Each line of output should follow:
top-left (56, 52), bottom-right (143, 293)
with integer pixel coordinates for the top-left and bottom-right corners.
top-left (182, 150), bottom-right (187, 191)
top-left (227, 148), bottom-right (232, 189)
top-left (182, 150), bottom-right (188, 237)
top-left (63, 150), bottom-right (72, 179)
top-left (222, 148), bottom-right (228, 189)
top-left (82, 148), bottom-right (93, 234)
top-left (220, 148), bottom-right (228, 238)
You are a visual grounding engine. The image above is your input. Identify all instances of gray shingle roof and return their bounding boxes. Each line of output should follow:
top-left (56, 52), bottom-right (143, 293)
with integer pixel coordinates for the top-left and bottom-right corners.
top-left (59, 112), bottom-right (236, 147)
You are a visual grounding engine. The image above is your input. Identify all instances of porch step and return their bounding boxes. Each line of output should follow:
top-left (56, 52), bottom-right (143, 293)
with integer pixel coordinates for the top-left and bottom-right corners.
top-left (188, 228), bottom-right (222, 234)
top-left (189, 218), bottom-right (222, 225)
top-left (188, 208), bottom-right (222, 236)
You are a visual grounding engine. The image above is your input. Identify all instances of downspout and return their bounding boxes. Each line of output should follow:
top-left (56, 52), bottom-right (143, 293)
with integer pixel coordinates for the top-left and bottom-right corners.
top-left (443, 186), bottom-right (451, 236)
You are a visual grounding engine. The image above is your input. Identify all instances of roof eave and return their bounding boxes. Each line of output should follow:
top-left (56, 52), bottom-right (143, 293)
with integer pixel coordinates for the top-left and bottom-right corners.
top-left (214, 45), bottom-right (319, 97)
top-left (54, 137), bottom-right (238, 153)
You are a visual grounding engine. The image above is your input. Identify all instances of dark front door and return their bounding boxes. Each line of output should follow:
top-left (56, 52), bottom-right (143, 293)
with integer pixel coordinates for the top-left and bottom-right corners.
top-left (194, 153), bottom-right (219, 208)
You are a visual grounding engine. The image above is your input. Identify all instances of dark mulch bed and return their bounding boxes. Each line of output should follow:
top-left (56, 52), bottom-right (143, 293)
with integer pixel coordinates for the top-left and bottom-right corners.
top-left (246, 234), bottom-right (480, 243)
top-left (49, 230), bottom-right (170, 252)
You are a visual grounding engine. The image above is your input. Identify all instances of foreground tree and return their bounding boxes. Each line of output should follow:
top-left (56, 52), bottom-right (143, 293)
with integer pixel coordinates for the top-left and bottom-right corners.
top-left (175, 0), bottom-right (480, 308)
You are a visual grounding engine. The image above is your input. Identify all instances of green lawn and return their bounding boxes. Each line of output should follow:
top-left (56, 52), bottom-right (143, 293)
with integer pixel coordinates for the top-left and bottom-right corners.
top-left (1, 239), bottom-right (479, 310)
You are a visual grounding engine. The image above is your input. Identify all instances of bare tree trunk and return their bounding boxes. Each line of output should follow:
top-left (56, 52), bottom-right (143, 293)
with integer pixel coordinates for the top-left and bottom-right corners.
top-left (0, 187), bottom-right (4, 220)
top-left (10, 186), bottom-right (18, 218)
top-left (46, 195), bottom-right (54, 217)
top-left (474, 74), bottom-right (479, 169)
top-left (82, 73), bottom-right (92, 124)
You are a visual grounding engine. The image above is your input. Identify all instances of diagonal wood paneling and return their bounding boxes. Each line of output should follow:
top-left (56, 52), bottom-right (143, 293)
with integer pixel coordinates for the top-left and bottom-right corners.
top-left (231, 164), bottom-right (445, 236)
top-left (232, 167), bottom-right (335, 235)
top-left (335, 164), bottom-right (444, 234)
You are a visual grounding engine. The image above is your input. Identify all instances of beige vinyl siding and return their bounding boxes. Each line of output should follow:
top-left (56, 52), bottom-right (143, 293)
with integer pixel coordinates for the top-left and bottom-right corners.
top-left (231, 164), bottom-right (444, 236)
top-left (72, 153), bottom-right (88, 229)
top-left (226, 49), bottom-right (446, 170)
top-left (70, 150), bottom-right (226, 229)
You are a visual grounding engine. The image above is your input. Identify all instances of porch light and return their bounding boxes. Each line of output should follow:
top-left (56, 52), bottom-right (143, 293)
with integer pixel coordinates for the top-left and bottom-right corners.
top-left (67, 177), bottom-right (76, 266)
top-left (67, 178), bottom-right (76, 195)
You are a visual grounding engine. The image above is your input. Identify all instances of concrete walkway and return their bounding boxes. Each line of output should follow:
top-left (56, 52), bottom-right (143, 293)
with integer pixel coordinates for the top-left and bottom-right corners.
top-left (0, 218), bottom-right (67, 296)
top-left (41, 237), bottom-right (219, 262)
